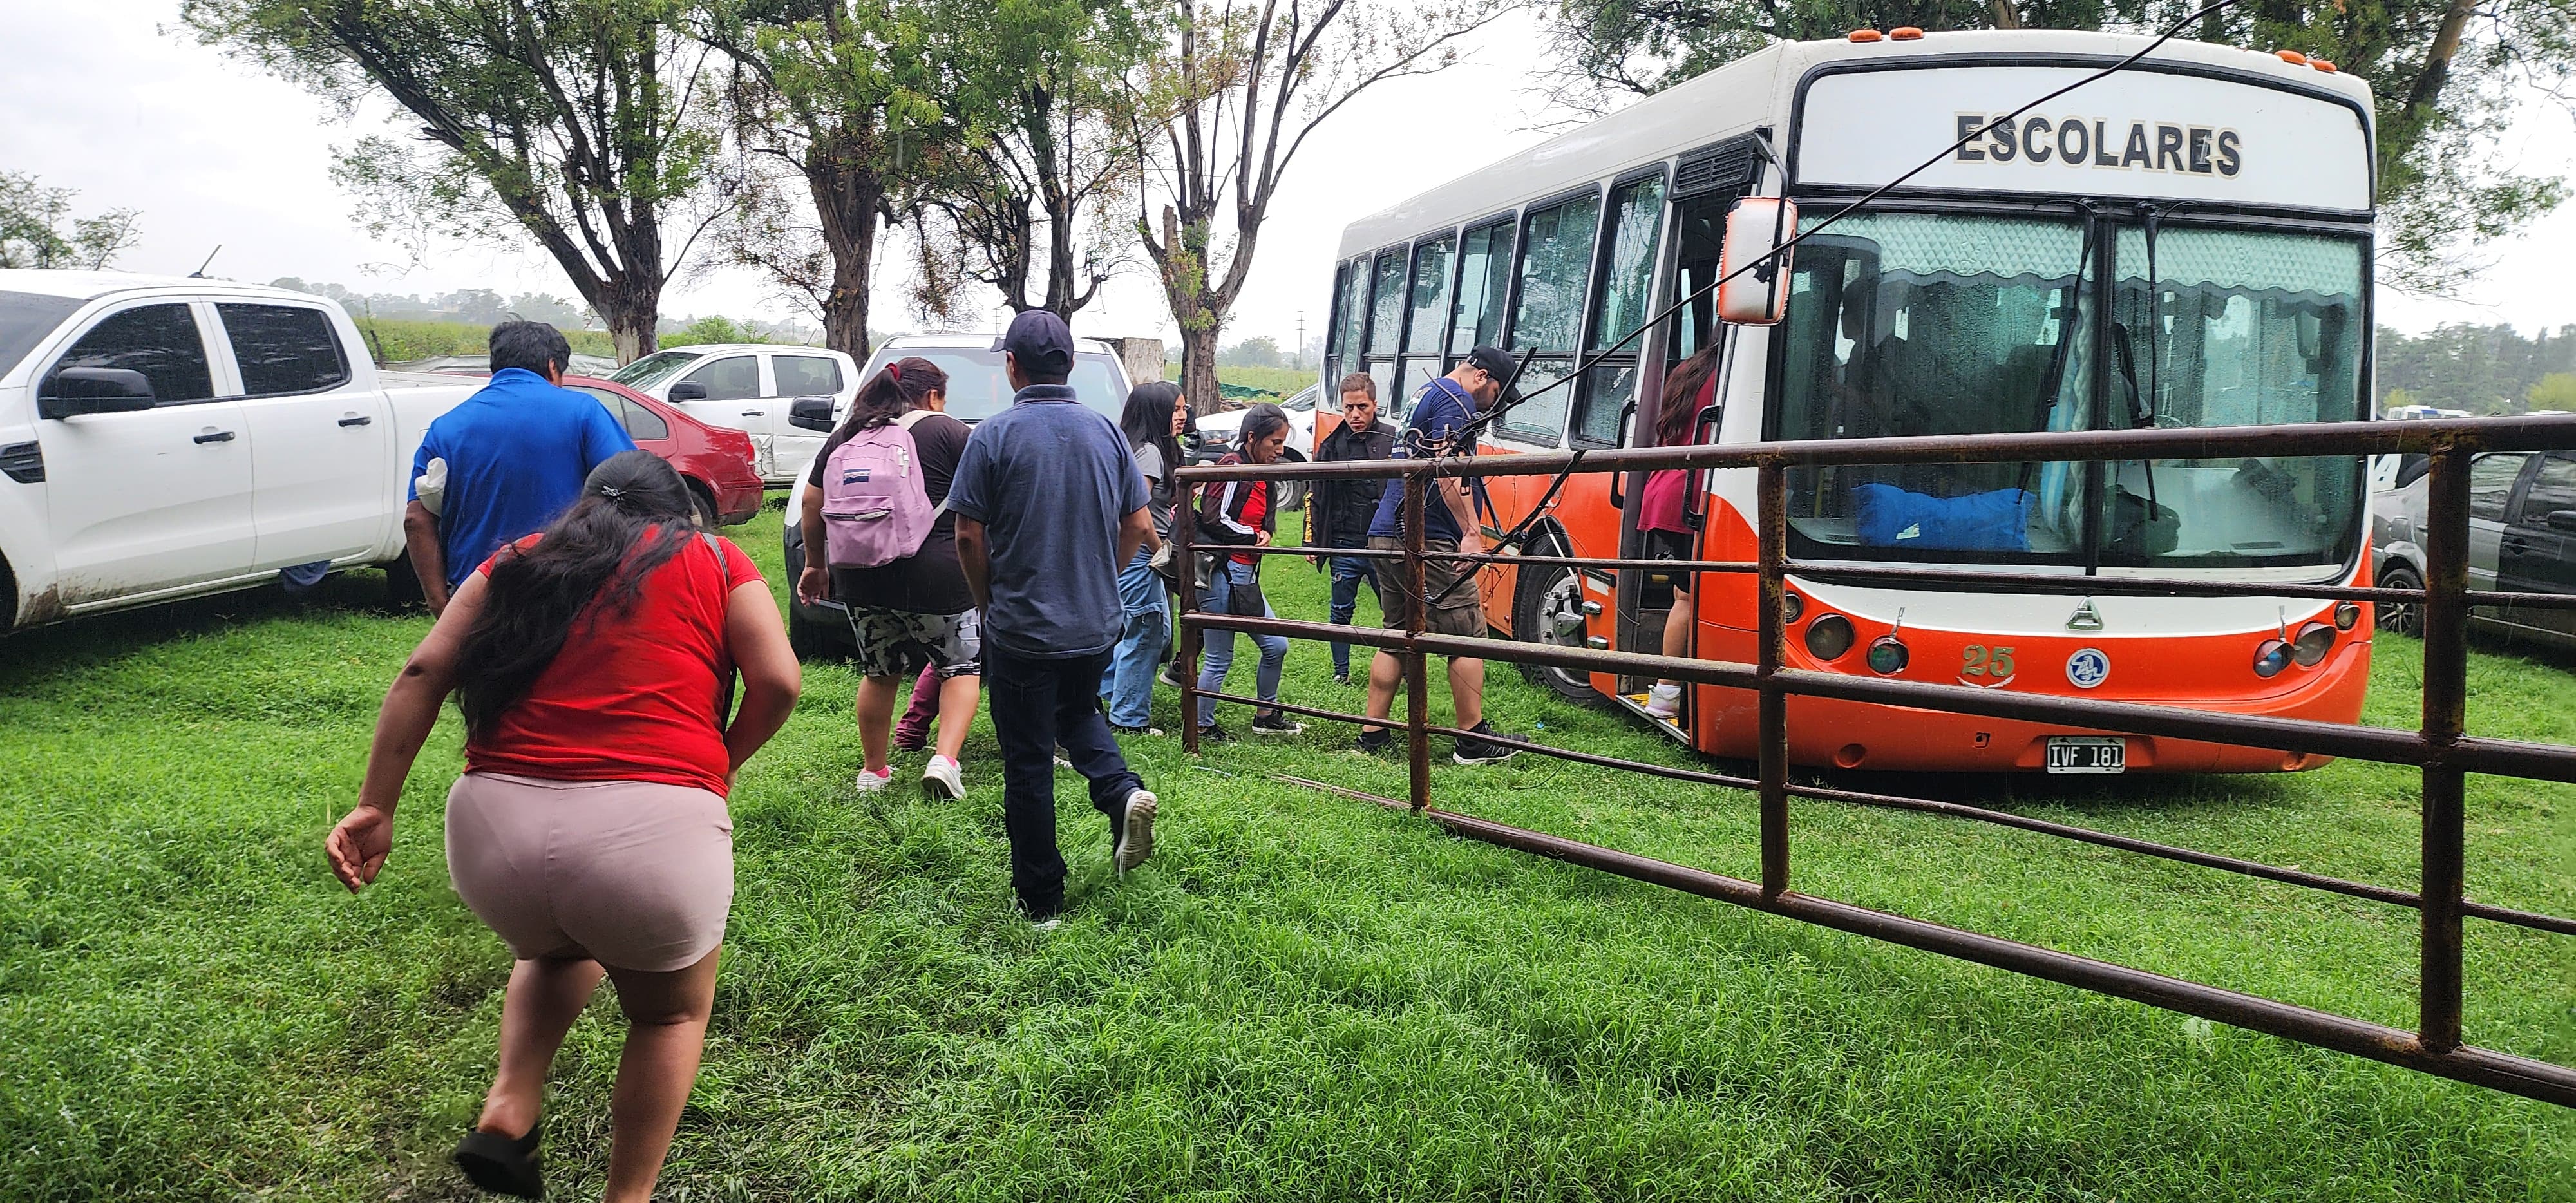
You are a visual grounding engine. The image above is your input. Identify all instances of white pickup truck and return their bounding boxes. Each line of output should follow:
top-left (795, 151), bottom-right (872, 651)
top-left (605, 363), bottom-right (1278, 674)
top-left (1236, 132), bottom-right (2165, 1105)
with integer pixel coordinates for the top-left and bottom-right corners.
top-left (607, 341), bottom-right (860, 486)
top-left (0, 270), bottom-right (479, 632)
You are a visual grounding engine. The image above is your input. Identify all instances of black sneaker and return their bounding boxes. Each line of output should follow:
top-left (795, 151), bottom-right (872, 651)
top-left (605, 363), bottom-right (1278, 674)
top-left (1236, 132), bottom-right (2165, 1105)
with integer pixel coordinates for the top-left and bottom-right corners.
top-left (1197, 723), bottom-right (1234, 743)
top-left (1452, 722), bottom-right (1526, 765)
top-left (1353, 727), bottom-right (1394, 756)
top-left (1160, 664), bottom-right (1188, 688)
top-left (1251, 712), bottom-right (1305, 736)
top-left (1332, 670), bottom-right (1352, 686)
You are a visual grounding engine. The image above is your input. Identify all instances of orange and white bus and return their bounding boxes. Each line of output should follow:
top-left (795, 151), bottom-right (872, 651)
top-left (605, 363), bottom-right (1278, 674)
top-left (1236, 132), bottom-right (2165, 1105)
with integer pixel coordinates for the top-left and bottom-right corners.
top-left (1316, 29), bottom-right (2378, 773)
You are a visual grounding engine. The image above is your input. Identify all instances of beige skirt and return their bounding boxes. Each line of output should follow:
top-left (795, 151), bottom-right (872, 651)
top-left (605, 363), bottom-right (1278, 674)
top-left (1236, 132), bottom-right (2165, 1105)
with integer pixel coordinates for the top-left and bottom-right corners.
top-left (444, 772), bottom-right (734, 972)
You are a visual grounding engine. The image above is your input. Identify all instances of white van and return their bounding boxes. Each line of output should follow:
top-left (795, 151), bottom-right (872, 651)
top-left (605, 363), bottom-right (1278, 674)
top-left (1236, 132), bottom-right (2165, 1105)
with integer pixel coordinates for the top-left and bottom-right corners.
top-left (609, 342), bottom-right (860, 486)
top-left (0, 270), bottom-right (479, 630)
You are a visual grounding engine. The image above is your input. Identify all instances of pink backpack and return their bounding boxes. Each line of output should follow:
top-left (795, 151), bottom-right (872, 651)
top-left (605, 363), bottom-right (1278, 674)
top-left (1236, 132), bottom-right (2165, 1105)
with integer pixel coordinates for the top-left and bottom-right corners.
top-left (820, 411), bottom-right (943, 568)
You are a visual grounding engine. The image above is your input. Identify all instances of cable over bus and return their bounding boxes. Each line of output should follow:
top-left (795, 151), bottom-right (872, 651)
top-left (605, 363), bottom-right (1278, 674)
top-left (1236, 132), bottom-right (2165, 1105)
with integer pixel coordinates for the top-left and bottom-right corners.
top-left (1316, 29), bottom-right (2377, 773)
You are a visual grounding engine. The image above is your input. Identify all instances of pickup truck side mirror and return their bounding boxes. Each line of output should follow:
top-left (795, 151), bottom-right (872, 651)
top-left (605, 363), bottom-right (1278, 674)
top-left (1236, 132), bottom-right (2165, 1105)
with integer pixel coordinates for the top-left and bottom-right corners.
top-left (2546, 509), bottom-right (2576, 534)
top-left (786, 395), bottom-right (836, 433)
top-left (38, 366), bottom-right (158, 419)
top-left (668, 381), bottom-right (708, 402)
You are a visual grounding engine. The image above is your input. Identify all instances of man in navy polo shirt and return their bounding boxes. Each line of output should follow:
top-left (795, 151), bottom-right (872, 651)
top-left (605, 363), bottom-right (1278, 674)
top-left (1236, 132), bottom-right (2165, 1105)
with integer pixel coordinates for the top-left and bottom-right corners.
top-left (1356, 345), bottom-right (1524, 764)
top-left (402, 321), bottom-right (635, 614)
top-left (948, 309), bottom-right (1160, 925)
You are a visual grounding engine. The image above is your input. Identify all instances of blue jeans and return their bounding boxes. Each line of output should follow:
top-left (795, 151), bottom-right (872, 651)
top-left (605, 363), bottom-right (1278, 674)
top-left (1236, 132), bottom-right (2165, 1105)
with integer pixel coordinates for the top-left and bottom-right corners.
top-left (1197, 560), bottom-right (1288, 729)
top-left (1326, 535), bottom-right (1379, 677)
top-left (1103, 548), bottom-right (1170, 728)
top-left (985, 643), bottom-right (1145, 918)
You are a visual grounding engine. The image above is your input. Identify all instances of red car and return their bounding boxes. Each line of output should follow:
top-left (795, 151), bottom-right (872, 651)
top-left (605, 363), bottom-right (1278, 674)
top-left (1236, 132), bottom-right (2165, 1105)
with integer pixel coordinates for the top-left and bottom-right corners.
top-left (562, 375), bottom-right (765, 526)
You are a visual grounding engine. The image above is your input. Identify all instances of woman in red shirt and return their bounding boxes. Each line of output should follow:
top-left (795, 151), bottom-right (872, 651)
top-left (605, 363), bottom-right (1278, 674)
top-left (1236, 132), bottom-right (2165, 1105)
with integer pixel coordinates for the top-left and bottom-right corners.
top-left (1190, 404), bottom-right (1302, 740)
top-left (323, 451), bottom-right (800, 1203)
top-left (1639, 346), bottom-right (1723, 722)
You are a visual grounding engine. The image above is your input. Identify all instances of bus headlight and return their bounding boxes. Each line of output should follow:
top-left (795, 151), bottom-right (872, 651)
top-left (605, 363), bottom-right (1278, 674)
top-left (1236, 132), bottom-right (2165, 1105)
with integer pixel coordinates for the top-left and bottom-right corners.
top-left (1805, 614), bottom-right (1855, 660)
top-left (1866, 635), bottom-right (1909, 674)
top-left (2253, 638), bottom-right (2293, 678)
top-left (2292, 621), bottom-right (2334, 667)
top-left (2333, 601), bottom-right (2360, 630)
top-left (1781, 592), bottom-right (1804, 624)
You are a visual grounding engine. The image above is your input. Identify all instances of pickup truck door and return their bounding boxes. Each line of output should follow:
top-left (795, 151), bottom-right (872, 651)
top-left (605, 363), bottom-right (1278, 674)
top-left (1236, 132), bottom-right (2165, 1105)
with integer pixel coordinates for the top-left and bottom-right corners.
top-left (668, 354), bottom-right (772, 478)
top-left (766, 352), bottom-right (846, 486)
top-left (33, 299), bottom-right (257, 598)
top-left (2465, 451), bottom-right (2533, 628)
top-left (2499, 452), bottom-right (2576, 637)
top-left (216, 301), bottom-right (390, 569)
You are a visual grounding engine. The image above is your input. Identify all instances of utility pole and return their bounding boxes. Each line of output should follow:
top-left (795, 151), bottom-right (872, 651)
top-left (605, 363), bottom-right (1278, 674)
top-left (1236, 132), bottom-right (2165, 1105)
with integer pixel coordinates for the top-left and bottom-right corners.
top-left (1296, 310), bottom-right (1307, 370)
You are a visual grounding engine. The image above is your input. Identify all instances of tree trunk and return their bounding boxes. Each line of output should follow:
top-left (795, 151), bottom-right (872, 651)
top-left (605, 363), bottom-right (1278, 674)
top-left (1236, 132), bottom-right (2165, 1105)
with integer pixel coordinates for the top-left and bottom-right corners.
top-left (602, 294), bottom-right (659, 365)
top-left (1180, 321), bottom-right (1222, 416)
top-left (1991, 0), bottom-right (2021, 30)
top-left (810, 141), bottom-right (884, 363)
top-left (2404, 0), bottom-right (2477, 122)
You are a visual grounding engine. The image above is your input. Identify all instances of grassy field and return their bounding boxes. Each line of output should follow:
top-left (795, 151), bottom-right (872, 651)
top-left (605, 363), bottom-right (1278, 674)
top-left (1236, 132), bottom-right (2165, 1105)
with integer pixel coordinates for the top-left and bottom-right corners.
top-left (353, 317), bottom-right (620, 364)
top-left (1, 505), bottom-right (2570, 1200)
top-left (1171, 363), bottom-right (1318, 397)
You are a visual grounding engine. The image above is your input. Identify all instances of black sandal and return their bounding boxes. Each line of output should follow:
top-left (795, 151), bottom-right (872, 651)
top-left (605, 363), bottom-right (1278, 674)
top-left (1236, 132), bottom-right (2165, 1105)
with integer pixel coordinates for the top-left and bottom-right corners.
top-left (453, 1120), bottom-right (544, 1198)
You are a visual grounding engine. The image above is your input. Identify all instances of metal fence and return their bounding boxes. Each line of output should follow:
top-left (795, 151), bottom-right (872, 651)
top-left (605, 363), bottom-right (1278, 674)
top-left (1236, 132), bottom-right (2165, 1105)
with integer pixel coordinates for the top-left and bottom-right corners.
top-left (1171, 413), bottom-right (2576, 1107)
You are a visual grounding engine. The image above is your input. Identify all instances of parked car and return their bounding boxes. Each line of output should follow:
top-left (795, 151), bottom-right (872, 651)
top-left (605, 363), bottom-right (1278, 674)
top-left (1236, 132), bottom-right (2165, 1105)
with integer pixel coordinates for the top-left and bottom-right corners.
top-left (0, 269), bottom-right (480, 631)
top-left (560, 376), bottom-right (765, 526)
top-left (1193, 382), bottom-right (1317, 459)
top-left (777, 332), bottom-right (1133, 656)
top-left (609, 343), bottom-right (860, 486)
top-left (2373, 448), bottom-right (2576, 647)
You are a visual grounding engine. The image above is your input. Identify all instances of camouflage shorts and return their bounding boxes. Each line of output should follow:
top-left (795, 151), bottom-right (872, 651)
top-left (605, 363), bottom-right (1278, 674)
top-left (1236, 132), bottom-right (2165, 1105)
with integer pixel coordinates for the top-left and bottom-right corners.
top-left (846, 606), bottom-right (982, 681)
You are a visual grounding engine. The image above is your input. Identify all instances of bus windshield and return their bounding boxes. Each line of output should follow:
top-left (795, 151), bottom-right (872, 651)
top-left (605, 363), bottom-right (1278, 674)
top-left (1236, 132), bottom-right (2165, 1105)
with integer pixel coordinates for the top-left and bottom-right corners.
top-left (1775, 210), bottom-right (2365, 574)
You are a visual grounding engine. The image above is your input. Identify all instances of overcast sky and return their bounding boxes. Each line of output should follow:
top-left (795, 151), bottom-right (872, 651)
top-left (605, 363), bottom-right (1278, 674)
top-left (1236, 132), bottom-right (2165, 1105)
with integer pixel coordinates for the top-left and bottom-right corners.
top-left (5, 0), bottom-right (2573, 350)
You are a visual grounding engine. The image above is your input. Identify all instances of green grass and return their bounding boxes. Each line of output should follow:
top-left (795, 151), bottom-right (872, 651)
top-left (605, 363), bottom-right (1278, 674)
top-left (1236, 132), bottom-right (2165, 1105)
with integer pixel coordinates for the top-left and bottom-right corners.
top-left (352, 317), bottom-right (619, 364)
top-left (1, 507), bottom-right (2570, 1200)
top-left (1171, 364), bottom-right (1319, 397)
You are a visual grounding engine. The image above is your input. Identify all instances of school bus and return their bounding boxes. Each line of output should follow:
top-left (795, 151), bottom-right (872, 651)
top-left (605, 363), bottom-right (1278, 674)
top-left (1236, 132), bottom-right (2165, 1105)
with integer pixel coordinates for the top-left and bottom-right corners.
top-left (1317, 28), bottom-right (2377, 773)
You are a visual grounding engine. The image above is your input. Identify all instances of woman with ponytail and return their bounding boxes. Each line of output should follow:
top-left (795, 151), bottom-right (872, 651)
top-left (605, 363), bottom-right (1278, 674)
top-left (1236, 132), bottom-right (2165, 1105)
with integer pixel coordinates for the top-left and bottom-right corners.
top-left (795, 356), bottom-right (984, 799)
top-left (1638, 345), bottom-right (1723, 723)
top-left (323, 450), bottom-right (801, 1202)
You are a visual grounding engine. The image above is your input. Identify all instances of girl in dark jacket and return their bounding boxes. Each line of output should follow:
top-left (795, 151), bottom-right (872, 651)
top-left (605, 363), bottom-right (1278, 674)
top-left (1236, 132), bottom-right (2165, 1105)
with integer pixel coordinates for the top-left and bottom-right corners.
top-left (1191, 404), bottom-right (1301, 741)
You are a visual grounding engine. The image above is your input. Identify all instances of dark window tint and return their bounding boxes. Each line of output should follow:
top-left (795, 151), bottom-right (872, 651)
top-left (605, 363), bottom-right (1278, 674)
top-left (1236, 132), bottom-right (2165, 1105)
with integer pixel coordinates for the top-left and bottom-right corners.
top-left (1366, 251), bottom-right (1407, 355)
top-left (44, 303), bottom-right (214, 404)
top-left (680, 355), bottom-right (761, 401)
top-left (2519, 455), bottom-right (2576, 524)
top-left (1406, 234), bottom-right (1455, 355)
top-left (1450, 222), bottom-right (1513, 355)
top-left (2470, 453), bottom-right (2528, 522)
top-left (0, 291), bottom-right (82, 379)
top-left (1510, 194), bottom-right (1602, 355)
top-left (774, 354), bottom-right (842, 396)
top-left (218, 303), bottom-right (349, 396)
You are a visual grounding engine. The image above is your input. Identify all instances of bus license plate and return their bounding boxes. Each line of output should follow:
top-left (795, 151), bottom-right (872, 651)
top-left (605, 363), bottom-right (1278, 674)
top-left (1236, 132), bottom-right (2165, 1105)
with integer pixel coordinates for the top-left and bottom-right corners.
top-left (2046, 737), bottom-right (2126, 774)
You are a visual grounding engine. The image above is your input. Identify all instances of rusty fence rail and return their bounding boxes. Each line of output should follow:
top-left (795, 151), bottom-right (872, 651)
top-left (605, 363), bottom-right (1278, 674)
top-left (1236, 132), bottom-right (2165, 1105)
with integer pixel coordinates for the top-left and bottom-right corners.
top-left (1170, 413), bottom-right (2576, 1106)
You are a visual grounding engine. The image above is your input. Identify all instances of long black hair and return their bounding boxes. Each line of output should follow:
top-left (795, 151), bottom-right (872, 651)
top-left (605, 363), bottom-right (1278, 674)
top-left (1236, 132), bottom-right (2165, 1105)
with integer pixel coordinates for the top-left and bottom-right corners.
top-left (837, 355), bottom-right (948, 436)
top-left (452, 450), bottom-right (699, 737)
top-left (1121, 381), bottom-right (1184, 473)
top-left (1238, 402), bottom-right (1292, 461)
top-left (1655, 345), bottom-right (1723, 450)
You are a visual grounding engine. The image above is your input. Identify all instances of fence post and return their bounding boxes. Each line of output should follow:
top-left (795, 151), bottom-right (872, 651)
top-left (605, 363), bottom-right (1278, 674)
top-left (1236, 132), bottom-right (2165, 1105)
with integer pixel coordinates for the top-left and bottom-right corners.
top-left (1405, 462), bottom-right (1432, 813)
top-left (2418, 448), bottom-right (2470, 1052)
top-left (1757, 460), bottom-right (1790, 897)
top-left (1176, 478), bottom-right (1202, 757)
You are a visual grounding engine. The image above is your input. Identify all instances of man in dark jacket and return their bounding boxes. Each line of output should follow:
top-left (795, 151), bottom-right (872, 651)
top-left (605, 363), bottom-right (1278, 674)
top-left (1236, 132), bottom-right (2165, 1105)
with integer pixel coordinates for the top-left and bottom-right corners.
top-left (1309, 373), bottom-right (1396, 683)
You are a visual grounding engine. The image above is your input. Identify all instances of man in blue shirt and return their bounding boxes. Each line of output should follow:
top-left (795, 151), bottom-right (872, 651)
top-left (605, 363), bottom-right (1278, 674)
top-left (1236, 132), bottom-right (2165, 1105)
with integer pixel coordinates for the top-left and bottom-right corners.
top-left (948, 309), bottom-right (1159, 925)
top-left (402, 321), bottom-right (636, 614)
top-left (1356, 346), bottom-right (1523, 764)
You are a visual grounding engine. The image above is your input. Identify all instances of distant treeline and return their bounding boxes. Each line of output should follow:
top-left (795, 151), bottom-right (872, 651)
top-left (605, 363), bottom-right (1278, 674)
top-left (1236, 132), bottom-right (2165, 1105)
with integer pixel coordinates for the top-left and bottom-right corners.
top-left (2378, 323), bottom-right (2576, 414)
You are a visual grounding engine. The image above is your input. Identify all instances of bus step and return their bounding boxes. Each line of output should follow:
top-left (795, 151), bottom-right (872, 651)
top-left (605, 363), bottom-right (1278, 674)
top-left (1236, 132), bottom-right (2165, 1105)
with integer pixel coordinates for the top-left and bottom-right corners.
top-left (1614, 692), bottom-right (1692, 744)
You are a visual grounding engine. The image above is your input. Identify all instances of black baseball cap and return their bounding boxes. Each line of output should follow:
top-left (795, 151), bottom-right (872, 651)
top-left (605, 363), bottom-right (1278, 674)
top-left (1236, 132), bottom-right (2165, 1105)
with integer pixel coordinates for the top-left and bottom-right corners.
top-left (992, 308), bottom-right (1075, 376)
top-left (1463, 345), bottom-right (1519, 406)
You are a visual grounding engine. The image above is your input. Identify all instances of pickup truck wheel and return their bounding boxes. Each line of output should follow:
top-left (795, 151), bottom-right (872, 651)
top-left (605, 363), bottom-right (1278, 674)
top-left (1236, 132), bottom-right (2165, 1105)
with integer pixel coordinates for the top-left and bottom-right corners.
top-left (382, 554), bottom-right (424, 607)
top-left (2377, 564), bottom-right (2423, 637)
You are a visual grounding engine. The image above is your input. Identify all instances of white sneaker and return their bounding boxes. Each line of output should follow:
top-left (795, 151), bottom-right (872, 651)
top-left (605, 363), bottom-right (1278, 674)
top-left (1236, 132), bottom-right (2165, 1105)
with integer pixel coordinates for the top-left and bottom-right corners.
top-left (853, 766), bottom-right (895, 792)
top-left (921, 755), bottom-right (965, 800)
top-left (1112, 788), bottom-right (1157, 875)
top-left (1645, 683), bottom-right (1683, 720)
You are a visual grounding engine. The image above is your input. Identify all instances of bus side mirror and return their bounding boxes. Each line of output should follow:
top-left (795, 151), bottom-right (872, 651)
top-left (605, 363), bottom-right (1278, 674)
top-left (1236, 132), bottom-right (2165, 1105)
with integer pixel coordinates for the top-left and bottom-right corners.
top-left (1718, 197), bottom-right (1797, 325)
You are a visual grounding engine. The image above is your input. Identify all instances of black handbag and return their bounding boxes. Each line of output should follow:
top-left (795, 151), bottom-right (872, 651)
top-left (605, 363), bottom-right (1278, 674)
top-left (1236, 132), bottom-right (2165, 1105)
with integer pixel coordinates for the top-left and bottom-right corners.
top-left (1224, 560), bottom-right (1269, 617)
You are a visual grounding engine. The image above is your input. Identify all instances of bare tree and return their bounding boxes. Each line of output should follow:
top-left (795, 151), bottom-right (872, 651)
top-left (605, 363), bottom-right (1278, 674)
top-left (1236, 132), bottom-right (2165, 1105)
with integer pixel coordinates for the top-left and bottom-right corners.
top-left (1128, 0), bottom-right (1511, 413)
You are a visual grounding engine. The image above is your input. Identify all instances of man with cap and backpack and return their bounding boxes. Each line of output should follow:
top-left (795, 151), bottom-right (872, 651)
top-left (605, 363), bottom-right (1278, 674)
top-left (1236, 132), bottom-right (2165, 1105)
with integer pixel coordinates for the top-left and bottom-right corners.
top-left (796, 356), bottom-right (983, 802)
top-left (945, 310), bottom-right (1160, 926)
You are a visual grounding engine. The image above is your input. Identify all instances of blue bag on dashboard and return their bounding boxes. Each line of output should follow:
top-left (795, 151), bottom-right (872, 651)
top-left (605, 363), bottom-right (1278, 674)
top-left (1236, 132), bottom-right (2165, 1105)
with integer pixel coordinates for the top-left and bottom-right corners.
top-left (1850, 484), bottom-right (2032, 552)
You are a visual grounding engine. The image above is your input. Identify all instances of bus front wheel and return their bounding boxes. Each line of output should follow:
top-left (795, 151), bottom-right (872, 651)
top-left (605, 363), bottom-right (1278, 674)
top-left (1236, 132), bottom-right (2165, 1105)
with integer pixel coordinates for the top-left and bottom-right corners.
top-left (1512, 546), bottom-right (1606, 705)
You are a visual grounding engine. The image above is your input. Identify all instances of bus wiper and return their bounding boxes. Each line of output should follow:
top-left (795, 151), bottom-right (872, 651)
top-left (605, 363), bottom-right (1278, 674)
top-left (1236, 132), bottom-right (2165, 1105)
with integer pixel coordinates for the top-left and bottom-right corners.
top-left (2110, 321), bottom-right (2162, 515)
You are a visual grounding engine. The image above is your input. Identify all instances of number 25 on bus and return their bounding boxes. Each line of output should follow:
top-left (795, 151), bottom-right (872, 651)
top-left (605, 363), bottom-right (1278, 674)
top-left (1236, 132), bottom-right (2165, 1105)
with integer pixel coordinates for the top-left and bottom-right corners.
top-left (1316, 29), bottom-right (2376, 775)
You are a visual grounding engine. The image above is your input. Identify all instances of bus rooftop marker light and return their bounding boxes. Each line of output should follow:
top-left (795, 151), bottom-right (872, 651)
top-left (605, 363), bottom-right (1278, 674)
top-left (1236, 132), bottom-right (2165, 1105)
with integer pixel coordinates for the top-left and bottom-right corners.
top-left (1890, 26), bottom-right (1925, 39)
top-left (2276, 49), bottom-right (2309, 64)
top-left (1848, 28), bottom-right (1883, 41)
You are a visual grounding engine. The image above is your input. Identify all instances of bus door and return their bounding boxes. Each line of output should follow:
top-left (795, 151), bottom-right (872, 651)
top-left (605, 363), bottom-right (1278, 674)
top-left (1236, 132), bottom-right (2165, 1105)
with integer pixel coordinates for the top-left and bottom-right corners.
top-left (1609, 153), bottom-right (1750, 731)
